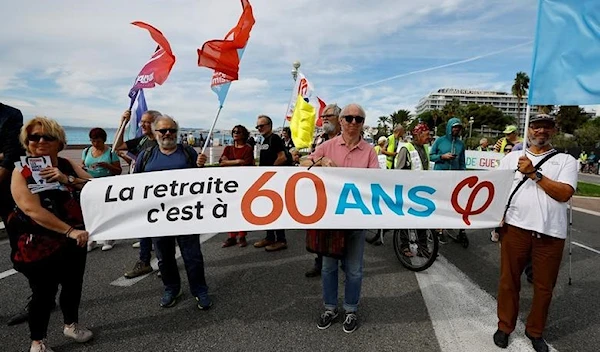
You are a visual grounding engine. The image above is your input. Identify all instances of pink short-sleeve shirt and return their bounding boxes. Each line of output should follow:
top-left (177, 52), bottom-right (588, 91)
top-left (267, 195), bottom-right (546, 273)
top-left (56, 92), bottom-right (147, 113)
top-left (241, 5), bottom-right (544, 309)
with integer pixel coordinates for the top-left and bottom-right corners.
top-left (309, 135), bottom-right (379, 168)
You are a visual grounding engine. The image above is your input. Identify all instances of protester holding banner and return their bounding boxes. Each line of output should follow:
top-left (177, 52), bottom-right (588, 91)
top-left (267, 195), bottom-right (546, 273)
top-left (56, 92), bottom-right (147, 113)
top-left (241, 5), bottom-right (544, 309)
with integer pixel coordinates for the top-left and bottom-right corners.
top-left (134, 115), bottom-right (212, 310)
top-left (253, 115), bottom-right (289, 252)
top-left (114, 109), bottom-right (160, 279)
top-left (301, 103), bottom-right (342, 278)
top-left (494, 114), bottom-right (578, 352)
top-left (9, 116), bottom-right (93, 352)
top-left (219, 125), bottom-right (254, 248)
top-left (82, 127), bottom-right (122, 252)
top-left (306, 103), bottom-right (378, 334)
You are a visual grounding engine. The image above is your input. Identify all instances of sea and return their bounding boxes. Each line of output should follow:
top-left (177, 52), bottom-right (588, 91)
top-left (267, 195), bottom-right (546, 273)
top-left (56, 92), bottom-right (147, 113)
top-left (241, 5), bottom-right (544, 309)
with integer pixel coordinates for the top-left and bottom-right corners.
top-left (63, 126), bottom-right (235, 146)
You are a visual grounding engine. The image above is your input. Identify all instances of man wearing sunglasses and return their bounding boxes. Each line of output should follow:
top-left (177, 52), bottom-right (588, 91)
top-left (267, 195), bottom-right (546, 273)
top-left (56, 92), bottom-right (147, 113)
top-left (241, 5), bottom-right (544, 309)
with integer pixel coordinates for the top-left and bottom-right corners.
top-left (494, 114), bottom-right (577, 352)
top-left (114, 109), bottom-right (162, 279)
top-left (253, 115), bottom-right (289, 252)
top-left (303, 103), bottom-right (379, 334)
top-left (1, 103), bottom-right (29, 326)
top-left (132, 115), bottom-right (212, 310)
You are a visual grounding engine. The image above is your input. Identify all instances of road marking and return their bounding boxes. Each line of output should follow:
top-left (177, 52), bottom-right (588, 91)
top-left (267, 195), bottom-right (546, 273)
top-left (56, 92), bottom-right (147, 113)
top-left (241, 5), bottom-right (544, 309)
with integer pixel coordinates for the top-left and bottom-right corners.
top-left (572, 241), bottom-right (600, 255)
top-left (572, 207), bottom-right (600, 217)
top-left (415, 255), bottom-right (557, 352)
top-left (110, 233), bottom-right (218, 287)
top-left (0, 269), bottom-right (17, 280)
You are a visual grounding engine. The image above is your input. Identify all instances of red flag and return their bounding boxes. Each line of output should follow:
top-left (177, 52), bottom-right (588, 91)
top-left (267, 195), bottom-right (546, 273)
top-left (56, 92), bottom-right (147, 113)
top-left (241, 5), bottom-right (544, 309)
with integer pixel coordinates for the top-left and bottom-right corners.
top-left (197, 0), bottom-right (255, 81)
top-left (316, 97), bottom-right (326, 127)
top-left (129, 21), bottom-right (176, 97)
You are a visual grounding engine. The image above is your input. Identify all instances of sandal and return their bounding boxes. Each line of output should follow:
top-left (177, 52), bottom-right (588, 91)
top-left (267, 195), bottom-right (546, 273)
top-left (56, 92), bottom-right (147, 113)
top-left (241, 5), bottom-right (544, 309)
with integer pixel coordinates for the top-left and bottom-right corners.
top-left (222, 238), bottom-right (237, 248)
top-left (402, 248), bottom-right (414, 257)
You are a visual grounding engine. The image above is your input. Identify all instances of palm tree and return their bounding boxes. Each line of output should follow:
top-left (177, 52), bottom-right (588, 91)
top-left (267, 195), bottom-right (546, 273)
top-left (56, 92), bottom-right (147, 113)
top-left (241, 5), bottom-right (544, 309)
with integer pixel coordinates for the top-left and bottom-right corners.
top-left (512, 72), bottom-right (530, 122)
top-left (377, 115), bottom-right (391, 129)
top-left (390, 109), bottom-right (411, 128)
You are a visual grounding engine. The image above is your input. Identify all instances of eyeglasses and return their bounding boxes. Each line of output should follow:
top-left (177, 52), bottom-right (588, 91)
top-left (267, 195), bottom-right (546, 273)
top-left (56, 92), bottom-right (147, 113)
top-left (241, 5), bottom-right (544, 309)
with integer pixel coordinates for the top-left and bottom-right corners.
top-left (321, 114), bottom-right (337, 119)
top-left (28, 134), bottom-right (57, 142)
top-left (156, 128), bottom-right (178, 135)
top-left (256, 123), bottom-right (270, 129)
top-left (342, 115), bottom-right (365, 124)
top-left (140, 120), bottom-right (153, 125)
top-left (529, 125), bottom-right (554, 132)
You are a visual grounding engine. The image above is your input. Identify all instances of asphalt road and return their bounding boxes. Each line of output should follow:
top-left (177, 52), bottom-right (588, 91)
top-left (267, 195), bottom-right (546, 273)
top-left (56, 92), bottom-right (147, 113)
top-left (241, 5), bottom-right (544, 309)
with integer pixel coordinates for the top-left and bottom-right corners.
top-left (578, 172), bottom-right (600, 185)
top-left (1, 210), bottom-right (599, 352)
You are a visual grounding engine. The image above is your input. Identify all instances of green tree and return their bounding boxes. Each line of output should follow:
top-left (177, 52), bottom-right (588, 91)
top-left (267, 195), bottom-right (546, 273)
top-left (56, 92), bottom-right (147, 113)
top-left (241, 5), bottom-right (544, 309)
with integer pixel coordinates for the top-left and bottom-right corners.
top-left (512, 71), bottom-right (530, 122)
top-left (390, 109), bottom-right (411, 128)
top-left (463, 103), bottom-right (515, 132)
top-left (574, 123), bottom-right (600, 149)
top-left (556, 106), bottom-right (590, 134)
top-left (376, 115), bottom-right (391, 138)
top-left (442, 98), bottom-right (465, 120)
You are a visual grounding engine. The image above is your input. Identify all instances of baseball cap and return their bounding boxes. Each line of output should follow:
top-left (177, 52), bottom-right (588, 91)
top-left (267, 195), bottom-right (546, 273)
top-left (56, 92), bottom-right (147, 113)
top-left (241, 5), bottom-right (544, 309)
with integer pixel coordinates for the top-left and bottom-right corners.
top-left (503, 125), bottom-right (518, 134)
top-left (377, 136), bottom-right (387, 144)
top-left (451, 121), bottom-right (463, 127)
top-left (529, 114), bottom-right (556, 125)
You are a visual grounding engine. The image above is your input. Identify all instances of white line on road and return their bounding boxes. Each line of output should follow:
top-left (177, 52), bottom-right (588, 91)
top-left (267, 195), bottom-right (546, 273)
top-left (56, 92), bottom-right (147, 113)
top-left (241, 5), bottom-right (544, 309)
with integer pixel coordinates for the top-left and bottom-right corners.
top-left (572, 207), bottom-right (600, 217)
top-left (572, 241), bottom-right (600, 255)
top-left (0, 269), bottom-right (17, 280)
top-left (415, 255), bottom-right (557, 352)
top-left (110, 233), bottom-right (218, 287)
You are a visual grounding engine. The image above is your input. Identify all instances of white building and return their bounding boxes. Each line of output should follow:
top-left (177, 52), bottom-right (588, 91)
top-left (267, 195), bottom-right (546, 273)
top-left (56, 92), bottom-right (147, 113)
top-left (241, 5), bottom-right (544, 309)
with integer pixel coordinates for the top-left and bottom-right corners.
top-left (415, 88), bottom-right (537, 134)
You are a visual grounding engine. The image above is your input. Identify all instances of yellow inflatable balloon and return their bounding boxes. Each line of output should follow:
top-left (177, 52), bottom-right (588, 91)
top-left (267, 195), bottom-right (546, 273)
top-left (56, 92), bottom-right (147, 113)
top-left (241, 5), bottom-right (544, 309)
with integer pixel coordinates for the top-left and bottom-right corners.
top-left (290, 95), bottom-right (316, 149)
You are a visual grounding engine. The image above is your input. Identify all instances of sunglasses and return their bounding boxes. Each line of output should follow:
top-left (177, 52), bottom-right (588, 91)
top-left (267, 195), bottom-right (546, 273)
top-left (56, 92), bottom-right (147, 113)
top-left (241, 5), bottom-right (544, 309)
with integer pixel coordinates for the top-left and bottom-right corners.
top-left (28, 134), bottom-right (57, 142)
top-left (256, 123), bottom-right (270, 129)
top-left (156, 128), bottom-right (178, 135)
top-left (232, 130), bottom-right (242, 134)
top-left (342, 115), bottom-right (365, 124)
top-left (321, 114), bottom-right (337, 119)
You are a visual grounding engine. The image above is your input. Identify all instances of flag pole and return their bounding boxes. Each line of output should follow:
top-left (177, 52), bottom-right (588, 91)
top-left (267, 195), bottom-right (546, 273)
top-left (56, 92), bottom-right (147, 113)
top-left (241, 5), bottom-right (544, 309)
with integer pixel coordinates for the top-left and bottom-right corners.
top-left (112, 95), bottom-right (138, 153)
top-left (521, 105), bottom-right (531, 156)
top-left (201, 106), bottom-right (223, 155)
top-left (282, 61), bottom-right (301, 130)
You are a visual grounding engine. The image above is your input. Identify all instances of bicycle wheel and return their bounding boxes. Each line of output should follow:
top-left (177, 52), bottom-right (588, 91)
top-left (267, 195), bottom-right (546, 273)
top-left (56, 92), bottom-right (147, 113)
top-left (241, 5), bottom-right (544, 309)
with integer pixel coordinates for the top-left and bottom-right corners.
top-left (393, 229), bottom-right (439, 272)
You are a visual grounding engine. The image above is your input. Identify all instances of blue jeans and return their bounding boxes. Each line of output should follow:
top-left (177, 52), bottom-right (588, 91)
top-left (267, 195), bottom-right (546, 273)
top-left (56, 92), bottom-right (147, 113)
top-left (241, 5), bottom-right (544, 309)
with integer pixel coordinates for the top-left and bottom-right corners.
top-left (322, 230), bottom-right (366, 312)
top-left (153, 235), bottom-right (209, 297)
top-left (139, 237), bottom-right (152, 265)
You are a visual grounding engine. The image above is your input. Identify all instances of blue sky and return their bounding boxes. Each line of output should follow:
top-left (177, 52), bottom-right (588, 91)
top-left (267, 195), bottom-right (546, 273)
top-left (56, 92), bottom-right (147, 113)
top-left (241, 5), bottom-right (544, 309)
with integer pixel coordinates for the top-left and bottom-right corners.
top-left (1, 0), bottom-right (554, 130)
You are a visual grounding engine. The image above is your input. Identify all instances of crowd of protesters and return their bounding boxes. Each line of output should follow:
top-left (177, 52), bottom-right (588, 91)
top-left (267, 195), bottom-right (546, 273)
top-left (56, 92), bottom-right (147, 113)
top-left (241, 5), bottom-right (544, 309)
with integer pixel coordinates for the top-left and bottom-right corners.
top-left (0, 100), bottom-right (578, 352)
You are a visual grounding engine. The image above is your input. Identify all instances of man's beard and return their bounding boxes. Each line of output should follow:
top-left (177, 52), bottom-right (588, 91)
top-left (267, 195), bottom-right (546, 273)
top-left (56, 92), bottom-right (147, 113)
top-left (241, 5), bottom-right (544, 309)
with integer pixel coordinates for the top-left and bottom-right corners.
top-left (159, 137), bottom-right (177, 149)
top-left (322, 122), bottom-right (336, 134)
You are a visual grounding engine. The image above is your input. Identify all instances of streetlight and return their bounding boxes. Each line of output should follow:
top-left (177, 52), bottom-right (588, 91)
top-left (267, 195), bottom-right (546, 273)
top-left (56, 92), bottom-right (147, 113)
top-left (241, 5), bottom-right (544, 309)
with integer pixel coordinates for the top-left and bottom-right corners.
top-left (468, 116), bottom-right (474, 138)
top-left (291, 61), bottom-right (301, 81)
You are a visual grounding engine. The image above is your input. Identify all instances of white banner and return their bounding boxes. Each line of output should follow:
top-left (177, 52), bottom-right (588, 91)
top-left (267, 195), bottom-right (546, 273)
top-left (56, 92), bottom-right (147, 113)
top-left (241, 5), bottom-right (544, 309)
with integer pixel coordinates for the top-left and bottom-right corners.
top-left (465, 151), bottom-right (504, 170)
top-left (81, 167), bottom-right (514, 241)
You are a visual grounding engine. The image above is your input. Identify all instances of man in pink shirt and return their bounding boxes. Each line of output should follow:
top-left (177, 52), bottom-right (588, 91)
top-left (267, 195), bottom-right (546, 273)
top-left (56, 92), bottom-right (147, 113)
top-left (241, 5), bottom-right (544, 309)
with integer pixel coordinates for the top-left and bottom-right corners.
top-left (301, 103), bottom-right (378, 333)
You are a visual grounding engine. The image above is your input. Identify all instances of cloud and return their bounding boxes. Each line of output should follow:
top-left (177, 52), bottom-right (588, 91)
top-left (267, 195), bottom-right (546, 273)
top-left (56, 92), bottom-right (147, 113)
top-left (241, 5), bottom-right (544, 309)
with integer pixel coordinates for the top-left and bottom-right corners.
top-left (0, 0), bottom-right (538, 130)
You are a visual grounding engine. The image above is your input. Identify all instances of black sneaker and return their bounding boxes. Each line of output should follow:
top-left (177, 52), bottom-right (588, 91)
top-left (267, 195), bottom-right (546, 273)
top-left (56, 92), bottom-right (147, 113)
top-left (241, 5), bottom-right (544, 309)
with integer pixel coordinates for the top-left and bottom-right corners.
top-left (343, 312), bottom-right (358, 333)
top-left (317, 309), bottom-right (338, 330)
top-left (493, 329), bottom-right (509, 348)
top-left (525, 331), bottom-right (549, 352)
top-left (305, 266), bottom-right (321, 278)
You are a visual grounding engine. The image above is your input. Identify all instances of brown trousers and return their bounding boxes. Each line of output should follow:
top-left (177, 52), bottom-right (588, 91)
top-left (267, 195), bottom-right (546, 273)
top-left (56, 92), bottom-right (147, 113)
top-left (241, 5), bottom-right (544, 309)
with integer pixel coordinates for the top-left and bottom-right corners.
top-left (497, 224), bottom-right (565, 337)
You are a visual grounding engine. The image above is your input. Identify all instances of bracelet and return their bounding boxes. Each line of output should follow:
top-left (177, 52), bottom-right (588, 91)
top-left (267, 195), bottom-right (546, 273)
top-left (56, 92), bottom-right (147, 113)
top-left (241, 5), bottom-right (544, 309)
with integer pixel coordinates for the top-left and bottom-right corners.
top-left (65, 226), bottom-right (74, 237)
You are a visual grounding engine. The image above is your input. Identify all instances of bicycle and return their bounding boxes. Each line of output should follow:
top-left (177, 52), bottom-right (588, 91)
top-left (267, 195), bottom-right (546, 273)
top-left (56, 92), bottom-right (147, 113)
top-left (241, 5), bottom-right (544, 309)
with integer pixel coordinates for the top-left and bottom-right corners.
top-left (582, 162), bottom-right (598, 174)
top-left (392, 229), bottom-right (439, 272)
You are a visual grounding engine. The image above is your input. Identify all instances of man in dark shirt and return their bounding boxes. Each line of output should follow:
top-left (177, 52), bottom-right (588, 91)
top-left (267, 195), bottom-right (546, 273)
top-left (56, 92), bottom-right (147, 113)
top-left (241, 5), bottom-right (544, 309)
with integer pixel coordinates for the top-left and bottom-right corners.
top-left (0, 103), bottom-right (29, 326)
top-left (134, 115), bottom-right (212, 310)
top-left (113, 109), bottom-right (161, 278)
top-left (253, 115), bottom-right (288, 252)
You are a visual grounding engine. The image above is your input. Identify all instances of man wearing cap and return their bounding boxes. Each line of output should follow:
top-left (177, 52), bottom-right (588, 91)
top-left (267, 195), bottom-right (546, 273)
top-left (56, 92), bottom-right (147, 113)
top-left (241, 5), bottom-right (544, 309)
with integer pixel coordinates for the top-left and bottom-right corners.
top-left (493, 114), bottom-right (577, 352)
top-left (494, 125), bottom-right (522, 153)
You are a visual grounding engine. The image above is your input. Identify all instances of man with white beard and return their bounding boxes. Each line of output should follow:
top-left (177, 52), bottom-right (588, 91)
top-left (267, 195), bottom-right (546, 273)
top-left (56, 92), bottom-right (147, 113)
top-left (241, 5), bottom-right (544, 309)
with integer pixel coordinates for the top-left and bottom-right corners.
top-left (300, 104), bottom-right (342, 278)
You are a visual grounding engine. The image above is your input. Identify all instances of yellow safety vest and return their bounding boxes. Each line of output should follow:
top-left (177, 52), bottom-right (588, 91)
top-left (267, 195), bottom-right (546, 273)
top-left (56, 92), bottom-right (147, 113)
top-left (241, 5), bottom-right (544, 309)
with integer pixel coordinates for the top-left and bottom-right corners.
top-left (404, 143), bottom-right (430, 171)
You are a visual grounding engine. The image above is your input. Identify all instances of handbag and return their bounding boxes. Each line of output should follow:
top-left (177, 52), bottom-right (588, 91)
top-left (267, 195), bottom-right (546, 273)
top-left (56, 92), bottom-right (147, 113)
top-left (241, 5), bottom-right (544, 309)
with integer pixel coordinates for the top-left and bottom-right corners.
top-left (306, 229), bottom-right (348, 259)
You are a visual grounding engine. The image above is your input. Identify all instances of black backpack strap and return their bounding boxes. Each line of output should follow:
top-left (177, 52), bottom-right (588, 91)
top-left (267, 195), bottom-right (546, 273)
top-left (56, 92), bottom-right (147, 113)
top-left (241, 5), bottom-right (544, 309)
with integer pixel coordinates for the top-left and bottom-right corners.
top-left (182, 145), bottom-right (196, 168)
top-left (138, 145), bottom-right (157, 172)
top-left (503, 150), bottom-right (559, 219)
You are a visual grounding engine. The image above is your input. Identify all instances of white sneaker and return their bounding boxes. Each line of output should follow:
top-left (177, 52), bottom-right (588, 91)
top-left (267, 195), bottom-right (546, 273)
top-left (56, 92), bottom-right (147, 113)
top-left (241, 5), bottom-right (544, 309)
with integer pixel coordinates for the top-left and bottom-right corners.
top-left (132, 241), bottom-right (140, 248)
top-left (101, 241), bottom-right (115, 251)
top-left (30, 340), bottom-right (54, 352)
top-left (490, 230), bottom-right (500, 242)
top-left (87, 241), bottom-right (98, 252)
top-left (63, 323), bottom-right (93, 343)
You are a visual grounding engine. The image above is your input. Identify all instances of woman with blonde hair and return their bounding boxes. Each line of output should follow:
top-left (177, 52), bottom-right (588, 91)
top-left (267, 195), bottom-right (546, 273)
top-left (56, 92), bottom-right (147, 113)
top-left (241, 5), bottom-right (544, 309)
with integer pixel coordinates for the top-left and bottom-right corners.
top-left (8, 116), bottom-right (93, 352)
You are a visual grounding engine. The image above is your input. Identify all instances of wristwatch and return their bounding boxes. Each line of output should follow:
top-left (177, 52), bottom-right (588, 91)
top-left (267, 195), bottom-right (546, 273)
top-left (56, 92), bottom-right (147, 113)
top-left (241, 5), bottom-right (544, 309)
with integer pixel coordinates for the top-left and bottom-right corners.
top-left (533, 171), bottom-right (543, 183)
top-left (67, 175), bottom-right (76, 184)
